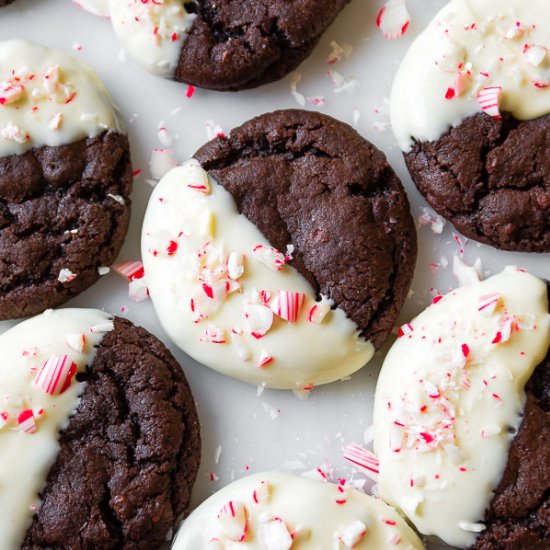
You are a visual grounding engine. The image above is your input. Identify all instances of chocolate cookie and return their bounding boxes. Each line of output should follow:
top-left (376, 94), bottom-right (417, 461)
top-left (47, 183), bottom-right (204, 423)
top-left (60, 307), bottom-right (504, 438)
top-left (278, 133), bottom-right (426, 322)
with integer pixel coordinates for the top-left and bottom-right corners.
top-left (194, 110), bottom-right (417, 348)
top-left (8, 311), bottom-right (201, 549)
top-left (389, 0), bottom-right (550, 252)
top-left (405, 112), bottom-right (550, 253)
top-left (0, 40), bottom-right (132, 320)
top-left (109, 0), bottom-right (350, 90)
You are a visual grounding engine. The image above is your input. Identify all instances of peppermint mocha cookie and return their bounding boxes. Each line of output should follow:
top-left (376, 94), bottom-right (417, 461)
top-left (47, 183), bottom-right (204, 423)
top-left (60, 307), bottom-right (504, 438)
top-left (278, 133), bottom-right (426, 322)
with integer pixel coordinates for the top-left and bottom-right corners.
top-left (172, 472), bottom-right (426, 549)
top-left (373, 267), bottom-right (550, 548)
top-left (110, 0), bottom-right (350, 90)
top-left (0, 40), bottom-right (132, 320)
top-left (142, 110), bottom-right (417, 390)
top-left (391, 0), bottom-right (550, 252)
top-left (0, 308), bottom-right (200, 549)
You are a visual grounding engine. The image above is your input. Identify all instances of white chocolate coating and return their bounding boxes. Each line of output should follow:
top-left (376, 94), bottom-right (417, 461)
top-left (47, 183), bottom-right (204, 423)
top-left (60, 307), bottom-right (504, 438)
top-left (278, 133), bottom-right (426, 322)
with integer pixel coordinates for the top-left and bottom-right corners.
top-left (0, 40), bottom-right (122, 158)
top-left (72, 0), bottom-right (110, 18)
top-left (391, 0), bottom-right (550, 151)
top-left (373, 268), bottom-right (550, 547)
top-left (109, 0), bottom-right (195, 77)
top-left (172, 472), bottom-right (426, 549)
top-left (141, 160), bottom-right (374, 390)
top-left (0, 308), bottom-right (114, 550)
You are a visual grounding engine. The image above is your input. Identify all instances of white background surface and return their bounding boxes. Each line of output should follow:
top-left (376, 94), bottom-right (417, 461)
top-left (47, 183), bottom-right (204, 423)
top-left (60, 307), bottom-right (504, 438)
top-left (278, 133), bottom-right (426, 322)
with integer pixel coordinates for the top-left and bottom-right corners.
top-left (0, 1), bottom-right (549, 548)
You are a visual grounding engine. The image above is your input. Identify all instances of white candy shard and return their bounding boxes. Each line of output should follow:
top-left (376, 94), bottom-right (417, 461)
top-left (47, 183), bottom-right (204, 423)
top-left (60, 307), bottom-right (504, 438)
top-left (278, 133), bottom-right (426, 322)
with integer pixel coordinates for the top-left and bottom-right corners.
top-left (244, 303), bottom-right (274, 338)
top-left (217, 501), bottom-right (248, 542)
top-left (376, 0), bottom-right (410, 40)
top-left (258, 517), bottom-right (293, 550)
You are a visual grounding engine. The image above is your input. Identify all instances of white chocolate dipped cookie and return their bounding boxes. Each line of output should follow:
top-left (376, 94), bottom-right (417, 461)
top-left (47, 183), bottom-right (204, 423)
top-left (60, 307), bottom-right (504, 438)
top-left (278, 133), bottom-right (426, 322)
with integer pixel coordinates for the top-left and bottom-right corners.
top-left (0, 308), bottom-right (114, 549)
top-left (109, 0), bottom-right (195, 77)
top-left (0, 40), bottom-right (132, 320)
top-left (390, 0), bottom-right (550, 252)
top-left (0, 39), bottom-right (122, 157)
top-left (172, 472), bottom-right (426, 549)
top-left (141, 159), bottom-right (375, 390)
top-left (373, 267), bottom-right (550, 548)
top-left (391, 0), bottom-right (550, 152)
top-left (3, 308), bottom-right (201, 549)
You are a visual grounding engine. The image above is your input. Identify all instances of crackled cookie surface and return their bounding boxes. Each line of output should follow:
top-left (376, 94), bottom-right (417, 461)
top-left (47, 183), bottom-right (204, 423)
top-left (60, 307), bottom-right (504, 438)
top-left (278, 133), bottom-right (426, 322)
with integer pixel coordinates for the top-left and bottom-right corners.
top-left (391, 0), bottom-right (550, 252)
top-left (110, 0), bottom-right (350, 90)
top-left (0, 40), bottom-right (132, 320)
top-left (142, 111), bottom-right (416, 389)
top-left (172, 472), bottom-right (426, 549)
top-left (0, 308), bottom-right (201, 550)
top-left (373, 268), bottom-right (550, 548)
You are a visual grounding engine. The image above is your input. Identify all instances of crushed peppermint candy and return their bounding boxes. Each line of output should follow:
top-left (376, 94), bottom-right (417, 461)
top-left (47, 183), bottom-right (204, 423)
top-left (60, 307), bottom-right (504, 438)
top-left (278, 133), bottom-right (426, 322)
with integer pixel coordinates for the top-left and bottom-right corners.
top-left (376, 0), bottom-right (410, 40)
top-left (270, 291), bottom-right (305, 323)
top-left (58, 268), bottom-right (77, 283)
top-left (217, 501), bottom-right (248, 542)
top-left (33, 355), bottom-right (77, 395)
top-left (477, 86), bottom-right (503, 118)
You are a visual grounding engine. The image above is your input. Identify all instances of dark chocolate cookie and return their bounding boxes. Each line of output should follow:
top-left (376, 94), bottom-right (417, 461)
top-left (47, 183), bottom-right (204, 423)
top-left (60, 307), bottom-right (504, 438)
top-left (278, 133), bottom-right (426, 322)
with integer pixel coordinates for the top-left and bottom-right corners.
top-left (0, 131), bottom-right (132, 320)
top-left (405, 112), bottom-right (550, 252)
top-left (174, 0), bottom-right (350, 91)
top-left (195, 109), bottom-right (417, 348)
top-left (23, 316), bottom-right (201, 550)
top-left (470, 285), bottom-right (550, 550)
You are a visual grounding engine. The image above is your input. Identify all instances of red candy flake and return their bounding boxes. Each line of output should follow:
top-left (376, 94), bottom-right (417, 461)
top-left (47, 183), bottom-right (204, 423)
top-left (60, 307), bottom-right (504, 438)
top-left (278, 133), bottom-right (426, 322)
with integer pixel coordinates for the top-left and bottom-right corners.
top-left (257, 350), bottom-right (274, 368)
top-left (398, 323), bottom-right (414, 338)
top-left (343, 443), bottom-right (379, 481)
top-left (0, 82), bottom-right (25, 105)
top-left (0, 411), bottom-right (9, 430)
top-left (251, 244), bottom-right (288, 271)
top-left (432, 294), bottom-right (443, 304)
top-left (270, 291), bottom-right (305, 323)
top-left (113, 261), bottom-right (145, 281)
top-left (477, 86), bottom-right (503, 118)
top-left (33, 355), bottom-right (78, 396)
top-left (376, 0), bottom-right (410, 40)
top-left (132, 168), bottom-right (142, 178)
top-left (18, 409), bottom-right (37, 434)
top-left (186, 84), bottom-right (196, 98)
top-left (478, 292), bottom-right (501, 316)
top-left (200, 326), bottom-right (226, 344)
top-left (252, 480), bottom-right (271, 504)
top-left (461, 343), bottom-right (470, 358)
top-left (166, 240), bottom-right (178, 256)
top-left (217, 500), bottom-right (248, 542)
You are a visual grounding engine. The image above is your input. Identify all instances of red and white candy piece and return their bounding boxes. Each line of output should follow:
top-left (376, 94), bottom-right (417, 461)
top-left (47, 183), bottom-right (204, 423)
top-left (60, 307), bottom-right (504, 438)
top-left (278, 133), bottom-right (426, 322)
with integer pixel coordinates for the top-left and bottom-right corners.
top-left (18, 409), bottom-right (37, 434)
top-left (43, 64), bottom-right (60, 93)
top-left (58, 268), bottom-right (77, 283)
top-left (129, 277), bottom-right (149, 302)
top-left (308, 298), bottom-right (332, 323)
top-left (258, 517), bottom-right (293, 550)
top-left (477, 86), bottom-right (502, 118)
top-left (478, 292), bottom-right (501, 316)
top-left (338, 520), bottom-right (368, 548)
top-left (200, 326), bottom-right (227, 344)
top-left (252, 480), bottom-right (271, 504)
top-left (0, 411), bottom-right (9, 430)
top-left (376, 0), bottom-right (410, 40)
top-left (344, 443), bottom-right (380, 481)
top-left (398, 323), bottom-right (414, 338)
top-left (33, 355), bottom-right (77, 396)
top-left (65, 332), bottom-right (86, 353)
top-left (217, 500), bottom-right (248, 542)
top-left (185, 166), bottom-right (211, 194)
top-left (251, 245), bottom-right (287, 271)
top-left (445, 70), bottom-right (472, 100)
top-left (244, 303), bottom-right (274, 338)
top-left (257, 350), bottom-right (274, 368)
top-left (523, 45), bottom-right (547, 66)
top-left (271, 291), bottom-right (305, 323)
top-left (227, 251), bottom-right (245, 280)
top-left (0, 82), bottom-right (25, 105)
top-left (113, 261), bottom-right (145, 281)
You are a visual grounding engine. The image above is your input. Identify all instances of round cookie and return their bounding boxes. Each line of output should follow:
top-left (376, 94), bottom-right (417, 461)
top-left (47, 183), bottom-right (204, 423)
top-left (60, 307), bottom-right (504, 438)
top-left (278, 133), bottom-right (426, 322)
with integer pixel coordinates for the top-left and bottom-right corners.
top-left (109, 0), bottom-right (350, 90)
top-left (141, 110), bottom-right (417, 390)
top-left (0, 40), bottom-right (132, 320)
top-left (373, 267), bottom-right (550, 548)
top-left (0, 308), bottom-right (201, 549)
top-left (172, 472), bottom-right (426, 549)
top-left (391, 0), bottom-right (550, 252)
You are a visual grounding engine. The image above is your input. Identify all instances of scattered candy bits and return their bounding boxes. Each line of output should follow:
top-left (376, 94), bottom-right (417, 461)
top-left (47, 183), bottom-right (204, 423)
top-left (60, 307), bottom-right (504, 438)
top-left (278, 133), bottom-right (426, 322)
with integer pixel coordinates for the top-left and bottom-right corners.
top-left (33, 355), bottom-right (77, 396)
top-left (376, 0), bottom-right (411, 40)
